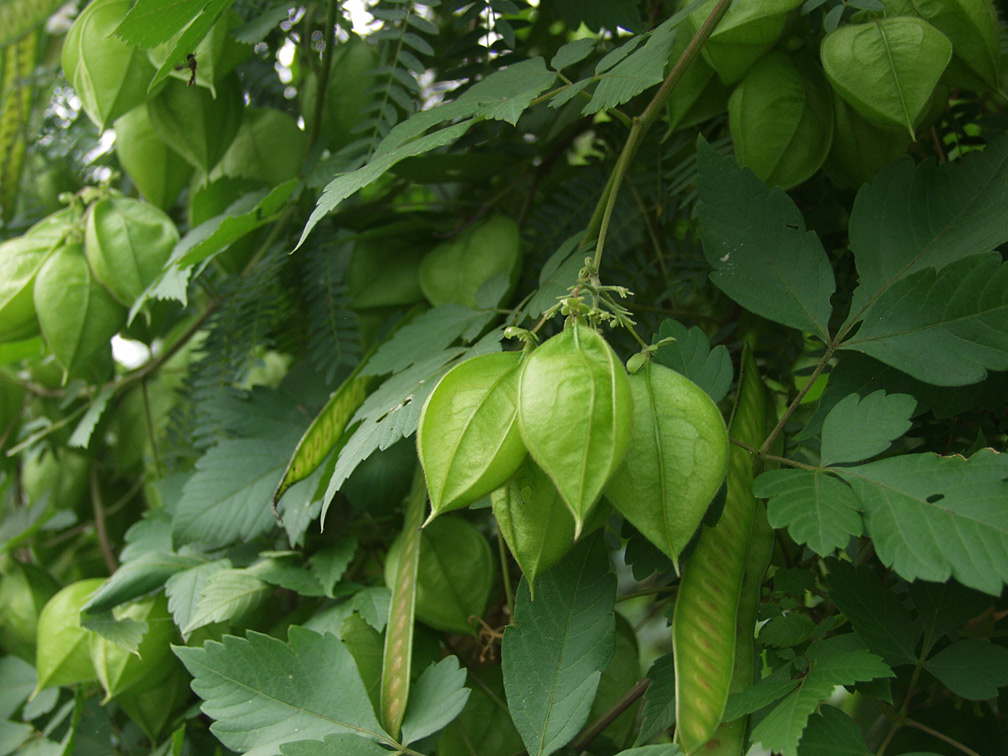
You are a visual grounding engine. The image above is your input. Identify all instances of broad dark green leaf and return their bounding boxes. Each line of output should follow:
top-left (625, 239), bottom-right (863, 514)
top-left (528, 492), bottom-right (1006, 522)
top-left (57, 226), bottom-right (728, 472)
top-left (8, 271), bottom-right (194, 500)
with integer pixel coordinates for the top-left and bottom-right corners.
top-left (826, 561), bottom-right (922, 666)
top-left (750, 637), bottom-right (892, 756)
top-left (909, 580), bottom-right (992, 656)
top-left (845, 135), bottom-right (1008, 322)
top-left (280, 734), bottom-right (392, 756)
top-left (583, 17), bottom-right (677, 114)
top-left (696, 137), bottom-right (834, 341)
top-left (820, 390), bottom-right (915, 465)
top-left (502, 536), bottom-right (616, 756)
top-left (796, 705), bottom-right (872, 756)
top-left (756, 469), bottom-right (863, 555)
top-left (722, 663), bottom-right (797, 720)
top-left (172, 429), bottom-right (302, 548)
top-left (840, 252), bottom-right (1008, 386)
top-left (838, 449), bottom-right (1008, 594)
top-left (924, 638), bottom-right (1008, 700)
top-left (758, 613), bottom-right (817, 648)
top-left (399, 657), bottom-right (470, 745)
top-left (174, 628), bottom-right (390, 756)
top-left (634, 654), bottom-right (675, 746)
top-left (652, 319), bottom-right (732, 403)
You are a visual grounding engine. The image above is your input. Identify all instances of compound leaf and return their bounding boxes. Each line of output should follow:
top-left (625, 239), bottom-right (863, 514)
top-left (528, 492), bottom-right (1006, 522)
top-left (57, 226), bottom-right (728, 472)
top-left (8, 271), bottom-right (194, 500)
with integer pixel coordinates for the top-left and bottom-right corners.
top-left (837, 449), bottom-right (1008, 594)
top-left (502, 536), bottom-right (616, 756)
top-left (751, 637), bottom-right (892, 756)
top-left (399, 657), bottom-right (470, 745)
top-left (924, 638), bottom-right (1008, 700)
top-left (582, 17), bottom-right (677, 114)
top-left (820, 390), bottom-right (916, 465)
top-left (840, 252), bottom-right (1008, 386)
top-left (826, 561), bottom-right (922, 666)
top-left (756, 469), bottom-right (863, 556)
top-left (174, 627), bottom-right (389, 756)
top-left (846, 134), bottom-right (1008, 322)
top-left (696, 138), bottom-right (834, 341)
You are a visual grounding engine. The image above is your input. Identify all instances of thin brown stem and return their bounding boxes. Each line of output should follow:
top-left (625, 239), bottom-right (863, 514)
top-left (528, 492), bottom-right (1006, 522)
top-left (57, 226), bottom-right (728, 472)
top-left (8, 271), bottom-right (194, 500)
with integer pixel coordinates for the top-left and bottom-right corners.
top-left (759, 342), bottom-right (837, 456)
top-left (571, 678), bottom-right (651, 753)
top-left (90, 466), bottom-right (118, 574)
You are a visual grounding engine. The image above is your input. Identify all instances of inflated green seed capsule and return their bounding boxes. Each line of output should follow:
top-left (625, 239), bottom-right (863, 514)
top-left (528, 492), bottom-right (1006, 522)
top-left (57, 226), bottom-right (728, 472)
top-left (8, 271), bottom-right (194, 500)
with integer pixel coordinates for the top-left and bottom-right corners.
top-left (419, 214), bottom-right (522, 309)
top-left (492, 457), bottom-right (609, 592)
top-left (147, 75), bottom-right (243, 172)
top-left (418, 351), bottom-right (527, 523)
top-left (517, 319), bottom-right (633, 535)
top-left (728, 50), bottom-right (833, 189)
top-left (823, 91), bottom-right (912, 189)
top-left (0, 563), bottom-right (60, 661)
top-left (61, 0), bottom-right (159, 129)
top-left (90, 593), bottom-right (175, 701)
top-left (33, 243), bottom-right (126, 376)
top-left (688, 0), bottom-right (802, 85)
top-left (0, 235), bottom-right (57, 342)
top-left (208, 107), bottom-right (307, 187)
top-left (35, 578), bottom-right (105, 693)
top-left (821, 17), bottom-right (952, 137)
top-left (114, 105), bottom-right (193, 210)
top-left (85, 196), bottom-right (179, 306)
top-left (605, 361), bottom-right (729, 571)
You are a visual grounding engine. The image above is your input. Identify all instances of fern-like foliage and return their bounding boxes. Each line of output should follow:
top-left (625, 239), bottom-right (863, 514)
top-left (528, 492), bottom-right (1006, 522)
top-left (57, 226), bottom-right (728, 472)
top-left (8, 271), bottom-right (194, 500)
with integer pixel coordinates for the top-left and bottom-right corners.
top-left (356, 0), bottom-right (441, 156)
top-left (299, 229), bottom-right (360, 387)
top-left (167, 248), bottom-right (292, 461)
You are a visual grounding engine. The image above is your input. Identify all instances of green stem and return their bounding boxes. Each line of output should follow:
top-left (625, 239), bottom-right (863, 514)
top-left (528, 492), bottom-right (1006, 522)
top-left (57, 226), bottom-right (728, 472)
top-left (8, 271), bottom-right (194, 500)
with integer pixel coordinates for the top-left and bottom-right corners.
top-left (496, 528), bottom-right (515, 622)
top-left (90, 466), bottom-right (117, 574)
top-left (729, 438), bottom-right (821, 472)
top-left (306, 0), bottom-right (339, 153)
top-left (584, 0), bottom-right (733, 268)
top-left (758, 341), bottom-right (837, 456)
top-left (141, 379), bottom-right (162, 480)
top-left (571, 678), bottom-right (651, 753)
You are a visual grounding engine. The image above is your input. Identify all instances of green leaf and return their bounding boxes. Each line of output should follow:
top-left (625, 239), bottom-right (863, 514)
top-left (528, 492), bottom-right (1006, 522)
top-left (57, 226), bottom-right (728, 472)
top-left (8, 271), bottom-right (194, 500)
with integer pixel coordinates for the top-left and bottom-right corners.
top-left (81, 552), bottom-right (204, 614)
top-left (826, 561), bottom-right (922, 666)
top-left (399, 657), bottom-right (470, 745)
top-left (615, 747), bottom-right (682, 756)
top-left (840, 252), bottom-right (1008, 386)
top-left (634, 654), bottom-right (675, 746)
top-left (845, 134), bottom-right (1008, 323)
top-left (164, 559), bottom-right (230, 638)
top-left (364, 306), bottom-right (495, 377)
top-left (172, 429), bottom-right (302, 548)
top-left (550, 38), bottom-right (595, 71)
top-left (757, 469), bottom-right (863, 556)
top-left (553, 0), bottom-right (644, 32)
top-left (145, 0), bottom-right (235, 91)
top-left (455, 57), bottom-right (557, 125)
top-left (909, 580), bottom-right (992, 656)
top-left (247, 558), bottom-right (325, 597)
top-left (114, 0), bottom-right (206, 48)
top-left (652, 319), bottom-right (732, 403)
top-left (924, 638), bottom-right (1008, 700)
top-left (174, 627), bottom-right (390, 756)
top-left (310, 538), bottom-right (358, 598)
top-left (67, 386), bottom-right (115, 449)
top-left (758, 613), bottom-right (817, 648)
top-left (129, 180), bottom-right (297, 323)
top-left (722, 663), bottom-right (797, 721)
top-left (182, 567), bottom-right (273, 635)
top-left (582, 17), bottom-right (677, 115)
top-left (299, 59), bottom-right (554, 247)
top-left (502, 536), bottom-right (616, 756)
top-left (796, 705), bottom-right (872, 756)
top-left (280, 734), bottom-right (393, 756)
top-left (838, 449), bottom-right (1008, 594)
top-left (820, 390), bottom-right (916, 466)
top-left (696, 137), bottom-right (834, 341)
top-left (821, 17), bottom-right (952, 136)
top-left (750, 637), bottom-right (893, 756)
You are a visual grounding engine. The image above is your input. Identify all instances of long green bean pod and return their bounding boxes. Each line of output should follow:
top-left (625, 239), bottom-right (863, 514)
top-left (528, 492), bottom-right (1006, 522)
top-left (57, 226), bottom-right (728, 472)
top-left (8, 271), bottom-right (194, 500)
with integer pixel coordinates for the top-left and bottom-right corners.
top-left (672, 348), bottom-right (768, 754)
top-left (379, 466), bottom-right (426, 740)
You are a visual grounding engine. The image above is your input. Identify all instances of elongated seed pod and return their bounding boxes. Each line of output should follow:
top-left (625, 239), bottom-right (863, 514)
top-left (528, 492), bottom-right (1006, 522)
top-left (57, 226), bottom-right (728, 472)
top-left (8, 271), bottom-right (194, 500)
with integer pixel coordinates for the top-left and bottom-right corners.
top-left (380, 467), bottom-right (426, 739)
top-left (672, 348), bottom-right (768, 754)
